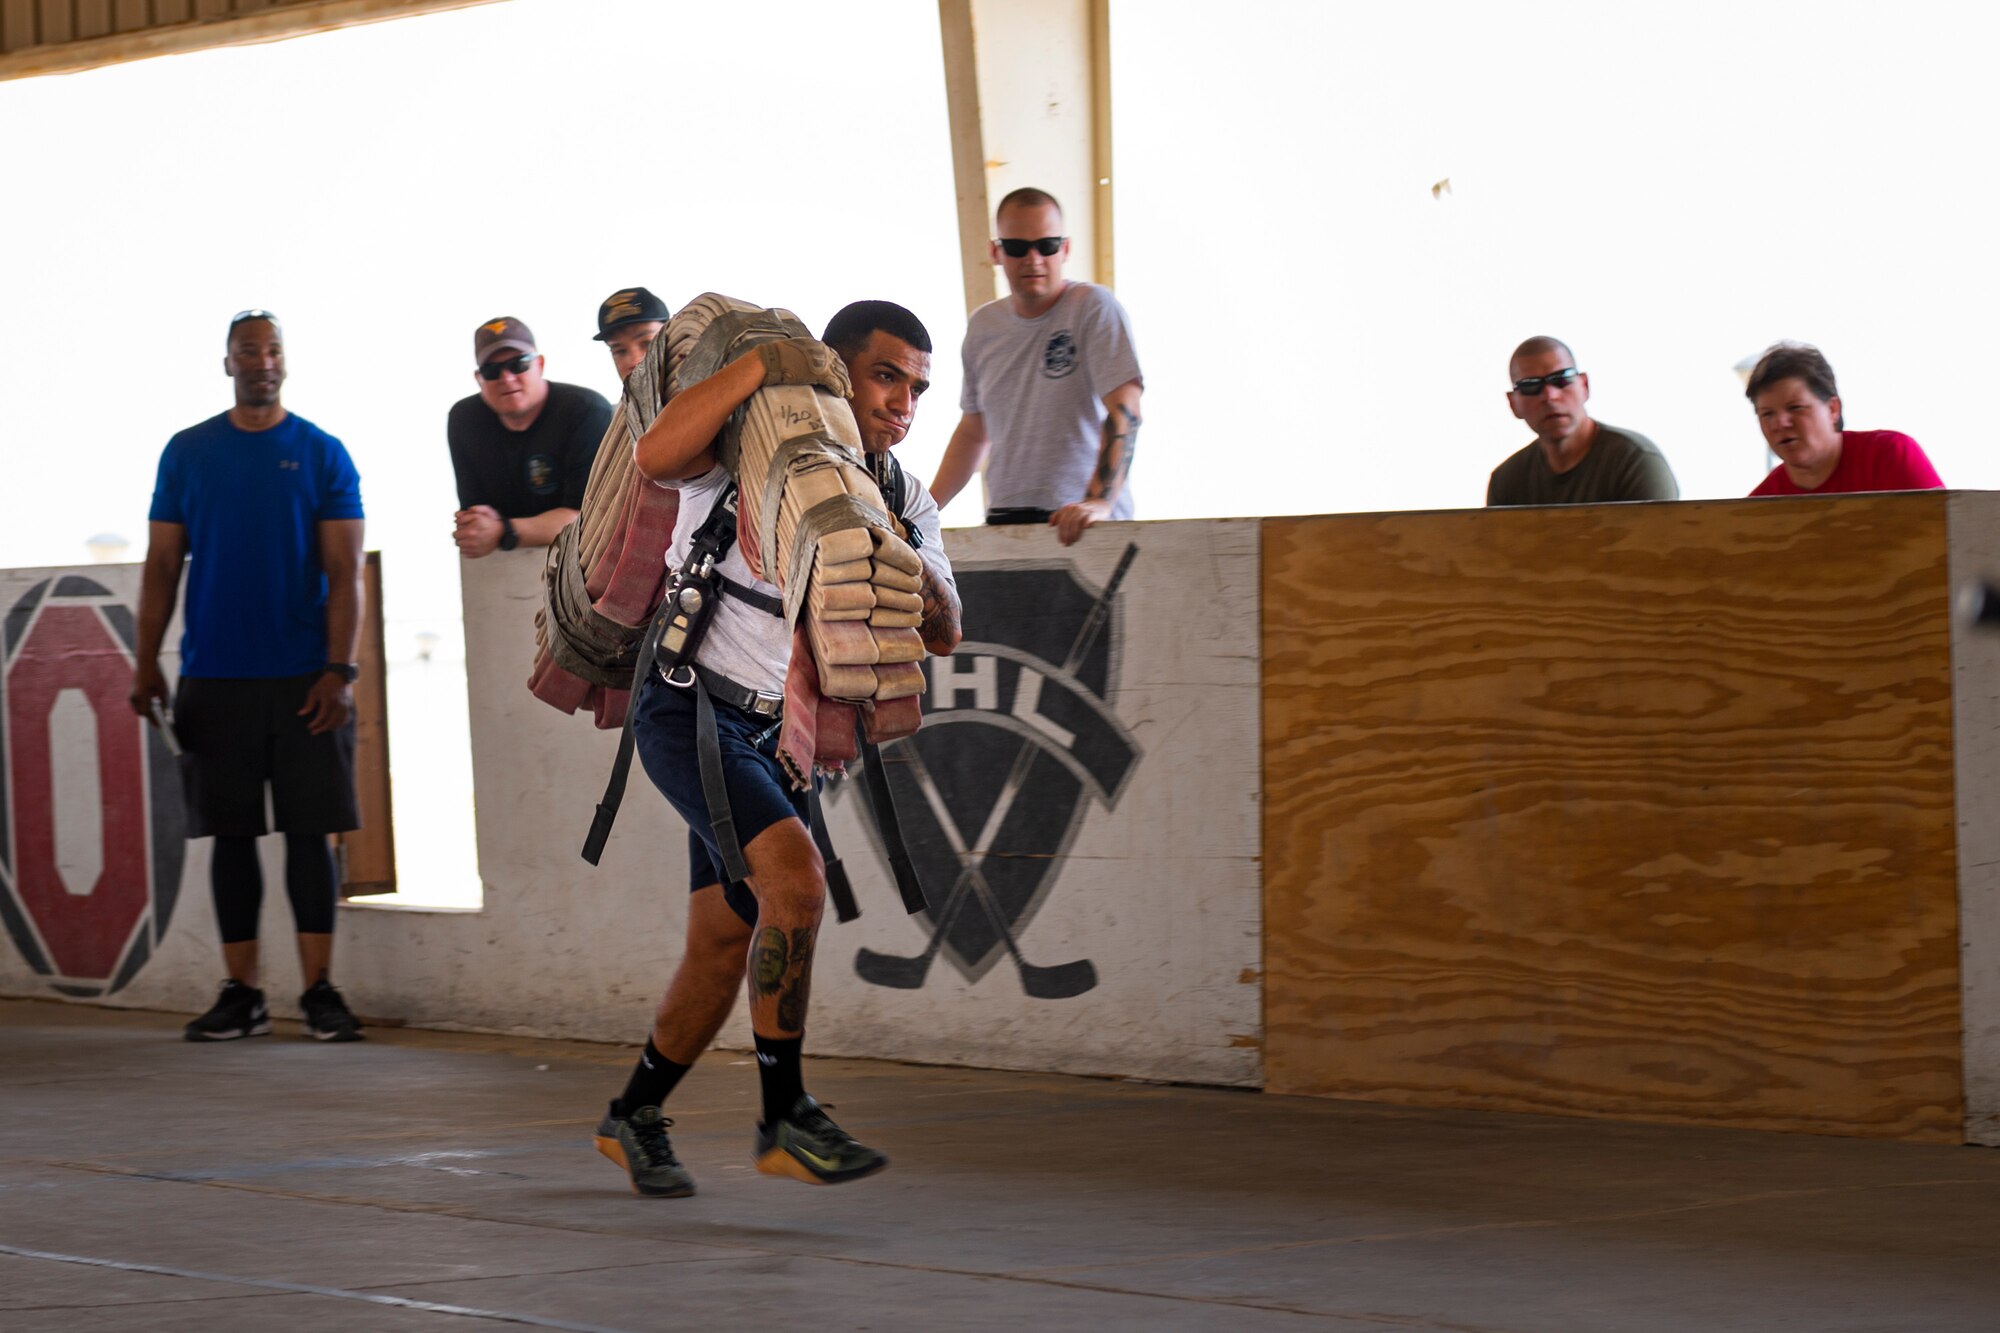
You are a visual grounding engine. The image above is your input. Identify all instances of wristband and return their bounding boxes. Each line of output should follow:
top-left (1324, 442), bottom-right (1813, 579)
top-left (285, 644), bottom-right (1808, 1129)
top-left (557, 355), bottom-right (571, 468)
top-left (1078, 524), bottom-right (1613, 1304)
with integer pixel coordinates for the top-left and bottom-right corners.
top-left (323, 662), bottom-right (359, 684)
top-left (498, 516), bottom-right (520, 551)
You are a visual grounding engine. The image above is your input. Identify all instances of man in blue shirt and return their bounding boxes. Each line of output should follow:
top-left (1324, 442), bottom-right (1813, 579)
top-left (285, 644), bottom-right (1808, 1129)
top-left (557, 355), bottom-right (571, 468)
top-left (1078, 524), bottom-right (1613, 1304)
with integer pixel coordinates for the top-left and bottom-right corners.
top-left (129, 310), bottom-right (369, 1043)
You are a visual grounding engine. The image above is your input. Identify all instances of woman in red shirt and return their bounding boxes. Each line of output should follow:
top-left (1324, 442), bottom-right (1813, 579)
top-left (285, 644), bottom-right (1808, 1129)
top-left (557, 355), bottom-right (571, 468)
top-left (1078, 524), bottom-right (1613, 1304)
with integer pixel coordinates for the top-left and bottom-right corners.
top-left (1745, 342), bottom-right (1944, 496)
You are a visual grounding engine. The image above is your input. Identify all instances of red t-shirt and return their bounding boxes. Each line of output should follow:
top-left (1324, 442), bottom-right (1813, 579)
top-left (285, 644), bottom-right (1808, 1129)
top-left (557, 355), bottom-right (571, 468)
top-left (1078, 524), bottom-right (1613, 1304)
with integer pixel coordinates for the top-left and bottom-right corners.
top-left (1750, 429), bottom-right (1944, 496)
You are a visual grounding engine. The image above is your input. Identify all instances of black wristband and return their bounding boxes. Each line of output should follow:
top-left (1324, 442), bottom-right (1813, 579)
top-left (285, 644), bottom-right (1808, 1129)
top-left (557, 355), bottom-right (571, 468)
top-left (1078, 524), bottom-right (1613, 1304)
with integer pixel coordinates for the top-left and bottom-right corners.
top-left (323, 662), bottom-right (359, 684)
top-left (498, 516), bottom-right (520, 551)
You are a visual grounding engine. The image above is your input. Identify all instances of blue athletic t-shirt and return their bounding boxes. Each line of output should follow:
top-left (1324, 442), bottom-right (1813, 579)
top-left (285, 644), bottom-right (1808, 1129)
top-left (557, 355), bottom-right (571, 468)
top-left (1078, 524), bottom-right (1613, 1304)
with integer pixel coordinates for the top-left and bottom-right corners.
top-left (148, 411), bottom-right (365, 678)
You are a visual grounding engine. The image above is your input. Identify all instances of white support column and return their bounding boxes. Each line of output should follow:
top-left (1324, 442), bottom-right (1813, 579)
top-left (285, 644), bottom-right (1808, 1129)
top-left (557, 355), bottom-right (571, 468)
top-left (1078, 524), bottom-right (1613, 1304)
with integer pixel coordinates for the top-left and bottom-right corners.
top-left (938, 0), bottom-right (1115, 316)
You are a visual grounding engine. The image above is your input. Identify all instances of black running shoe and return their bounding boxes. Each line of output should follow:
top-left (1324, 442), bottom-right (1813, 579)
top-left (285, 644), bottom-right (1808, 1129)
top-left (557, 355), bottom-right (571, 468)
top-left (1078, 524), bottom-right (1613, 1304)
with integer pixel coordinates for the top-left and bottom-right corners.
top-left (593, 1102), bottom-right (696, 1197)
top-left (184, 980), bottom-right (271, 1042)
top-left (754, 1094), bottom-right (887, 1185)
top-left (300, 980), bottom-right (365, 1042)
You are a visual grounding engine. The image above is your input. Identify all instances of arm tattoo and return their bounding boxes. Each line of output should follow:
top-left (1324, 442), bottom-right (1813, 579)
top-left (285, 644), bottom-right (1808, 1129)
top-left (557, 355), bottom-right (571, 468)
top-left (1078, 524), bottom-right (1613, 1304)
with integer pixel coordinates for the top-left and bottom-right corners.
top-left (1087, 402), bottom-right (1142, 502)
top-left (918, 563), bottom-right (963, 656)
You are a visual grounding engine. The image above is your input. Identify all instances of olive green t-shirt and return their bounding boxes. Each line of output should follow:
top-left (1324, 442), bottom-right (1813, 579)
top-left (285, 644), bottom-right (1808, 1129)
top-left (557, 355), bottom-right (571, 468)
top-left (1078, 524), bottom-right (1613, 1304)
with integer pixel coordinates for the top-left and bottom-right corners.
top-left (1485, 423), bottom-right (1678, 507)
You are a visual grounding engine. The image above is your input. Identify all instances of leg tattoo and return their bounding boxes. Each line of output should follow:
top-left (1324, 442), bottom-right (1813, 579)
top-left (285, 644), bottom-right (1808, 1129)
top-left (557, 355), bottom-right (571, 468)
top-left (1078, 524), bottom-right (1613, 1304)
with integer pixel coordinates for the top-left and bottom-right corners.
top-left (776, 928), bottom-right (815, 1032)
top-left (752, 927), bottom-right (789, 999)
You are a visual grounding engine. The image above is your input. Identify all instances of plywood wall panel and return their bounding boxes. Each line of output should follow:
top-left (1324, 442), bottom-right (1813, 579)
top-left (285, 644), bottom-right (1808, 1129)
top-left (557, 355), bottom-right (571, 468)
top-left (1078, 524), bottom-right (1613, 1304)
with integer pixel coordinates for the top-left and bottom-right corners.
top-left (1948, 491), bottom-right (2000, 1144)
top-left (1263, 496), bottom-right (1963, 1142)
top-left (72, 0), bottom-right (107, 40)
top-left (36, 0), bottom-right (72, 43)
top-left (2, 0), bottom-right (37, 51)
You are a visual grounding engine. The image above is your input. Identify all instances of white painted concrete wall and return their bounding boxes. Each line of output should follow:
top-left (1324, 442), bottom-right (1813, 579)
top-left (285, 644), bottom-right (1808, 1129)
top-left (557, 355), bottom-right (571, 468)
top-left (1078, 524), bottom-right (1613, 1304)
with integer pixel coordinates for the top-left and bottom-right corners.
top-left (1950, 492), bottom-right (2000, 1145)
top-left (1, 524), bottom-right (1264, 1089)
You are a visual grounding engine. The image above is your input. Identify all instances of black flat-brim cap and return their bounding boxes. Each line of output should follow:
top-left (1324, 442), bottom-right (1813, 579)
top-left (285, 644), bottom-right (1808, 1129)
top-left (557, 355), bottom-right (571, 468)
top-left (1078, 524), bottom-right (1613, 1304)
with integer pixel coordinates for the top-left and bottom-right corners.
top-left (594, 287), bottom-right (670, 340)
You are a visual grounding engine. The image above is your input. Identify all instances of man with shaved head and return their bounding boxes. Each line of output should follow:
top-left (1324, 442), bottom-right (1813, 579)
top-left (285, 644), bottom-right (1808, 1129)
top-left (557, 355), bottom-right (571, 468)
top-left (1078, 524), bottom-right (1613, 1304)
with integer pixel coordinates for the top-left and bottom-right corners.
top-left (1487, 336), bottom-right (1677, 506)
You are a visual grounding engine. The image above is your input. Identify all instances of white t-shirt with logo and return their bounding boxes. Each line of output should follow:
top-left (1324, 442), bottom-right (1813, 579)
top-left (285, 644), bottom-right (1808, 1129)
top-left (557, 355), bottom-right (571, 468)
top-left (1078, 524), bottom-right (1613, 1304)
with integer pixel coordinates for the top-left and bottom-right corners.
top-left (959, 282), bottom-right (1142, 519)
top-left (660, 461), bottom-right (954, 697)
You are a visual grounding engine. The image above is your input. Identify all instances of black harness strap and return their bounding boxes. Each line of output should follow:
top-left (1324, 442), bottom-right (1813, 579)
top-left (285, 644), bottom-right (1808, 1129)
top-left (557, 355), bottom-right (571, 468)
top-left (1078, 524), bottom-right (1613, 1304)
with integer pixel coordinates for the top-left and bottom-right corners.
top-left (582, 593), bottom-right (675, 867)
top-left (582, 470), bottom-right (928, 925)
top-left (692, 673), bottom-right (752, 885)
top-left (857, 719), bottom-right (927, 915)
top-left (581, 484), bottom-right (747, 867)
top-left (716, 572), bottom-right (784, 617)
top-left (806, 787), bottom-right (859, 923)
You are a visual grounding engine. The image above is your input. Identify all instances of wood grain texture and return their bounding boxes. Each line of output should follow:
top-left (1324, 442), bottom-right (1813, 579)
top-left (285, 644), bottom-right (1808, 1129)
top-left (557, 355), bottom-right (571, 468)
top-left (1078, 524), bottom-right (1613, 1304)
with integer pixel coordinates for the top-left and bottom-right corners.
top-left (1263, 495), bottom-right (1963, 1142)
top-left (72, 0), bottom-right (109, 39)
top-left (1948, 491), bottom-right (2000, 1143)
top-left (36, 0), bottom-right (72, 44)
top-left (2, 0), bottom-right (38, 52)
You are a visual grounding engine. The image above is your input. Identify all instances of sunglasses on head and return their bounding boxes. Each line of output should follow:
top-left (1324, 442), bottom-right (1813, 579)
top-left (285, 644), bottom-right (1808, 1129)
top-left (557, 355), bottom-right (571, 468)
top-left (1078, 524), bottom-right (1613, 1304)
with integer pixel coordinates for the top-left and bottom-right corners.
top-left (479, 353), bottom-right (536, 380)
top-left (1512, 367), bottom-right (1582, 397)
top-left (996, 236), bottom-right (1065, 258)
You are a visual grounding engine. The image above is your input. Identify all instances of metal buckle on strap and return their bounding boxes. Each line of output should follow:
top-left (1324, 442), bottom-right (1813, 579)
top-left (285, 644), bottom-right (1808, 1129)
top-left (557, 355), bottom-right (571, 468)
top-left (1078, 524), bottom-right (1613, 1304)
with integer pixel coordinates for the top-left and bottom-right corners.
top-left (662, 663), bottom-right (696, 688)
top-left (744, 687), bottom-right (783, 717)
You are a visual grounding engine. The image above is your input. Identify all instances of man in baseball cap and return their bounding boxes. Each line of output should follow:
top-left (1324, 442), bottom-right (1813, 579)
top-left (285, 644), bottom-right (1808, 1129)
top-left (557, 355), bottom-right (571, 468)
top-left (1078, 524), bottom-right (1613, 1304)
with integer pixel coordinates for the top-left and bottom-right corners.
top-left (594, 287), bottom-right (671, 382)
top-left (447, 315), bottom-right (613, 559)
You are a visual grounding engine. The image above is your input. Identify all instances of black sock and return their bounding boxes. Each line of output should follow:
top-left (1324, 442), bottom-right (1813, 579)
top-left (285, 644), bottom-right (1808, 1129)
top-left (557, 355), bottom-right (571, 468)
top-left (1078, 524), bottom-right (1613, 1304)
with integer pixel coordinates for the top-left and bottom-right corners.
top-left (613, 1039), bottom-right (689, 1118)
top-left (754, 1034), bottom-right (804, 1126)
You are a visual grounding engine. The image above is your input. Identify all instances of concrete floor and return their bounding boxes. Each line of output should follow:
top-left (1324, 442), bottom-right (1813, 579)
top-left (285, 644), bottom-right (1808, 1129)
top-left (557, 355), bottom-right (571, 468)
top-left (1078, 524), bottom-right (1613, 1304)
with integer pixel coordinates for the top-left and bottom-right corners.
top-left (2, 999), bottom-right (1998, 1332)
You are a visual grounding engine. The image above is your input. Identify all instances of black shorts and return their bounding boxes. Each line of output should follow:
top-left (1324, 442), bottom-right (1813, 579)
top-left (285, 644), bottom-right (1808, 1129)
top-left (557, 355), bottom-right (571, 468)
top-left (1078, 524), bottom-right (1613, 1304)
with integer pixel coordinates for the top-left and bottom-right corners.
top-left (173, 673), bottom-right (360, 839)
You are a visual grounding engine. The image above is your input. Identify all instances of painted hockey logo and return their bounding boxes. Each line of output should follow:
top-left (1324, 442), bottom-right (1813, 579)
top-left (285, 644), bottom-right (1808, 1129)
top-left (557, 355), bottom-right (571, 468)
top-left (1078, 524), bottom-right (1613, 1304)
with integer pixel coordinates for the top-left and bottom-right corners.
top-left (1, 576), bottom-right (184, 996)
top-left (850, 544), bottom-right (1141, 997)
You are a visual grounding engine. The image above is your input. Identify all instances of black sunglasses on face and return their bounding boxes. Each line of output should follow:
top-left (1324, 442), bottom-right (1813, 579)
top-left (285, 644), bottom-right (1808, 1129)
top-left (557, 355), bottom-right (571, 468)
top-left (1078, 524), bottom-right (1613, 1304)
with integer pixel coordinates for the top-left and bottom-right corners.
top-left (997, 236), bottom-right (1065, 258)
top-left (1512, 367), bottom-right (1582, 397)
top-left (479, 353), bottom-right (536, 380)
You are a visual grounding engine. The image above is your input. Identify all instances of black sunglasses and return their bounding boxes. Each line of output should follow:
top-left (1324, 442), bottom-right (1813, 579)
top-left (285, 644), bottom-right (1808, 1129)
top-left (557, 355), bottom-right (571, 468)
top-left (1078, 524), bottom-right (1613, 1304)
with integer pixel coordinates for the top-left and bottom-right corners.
top-left (1511, 367), bottom-right (1582, 397)
top-left (996, 236), bottom-right (1065, 258)
top-left (479, 353), bottom-right (537, 381)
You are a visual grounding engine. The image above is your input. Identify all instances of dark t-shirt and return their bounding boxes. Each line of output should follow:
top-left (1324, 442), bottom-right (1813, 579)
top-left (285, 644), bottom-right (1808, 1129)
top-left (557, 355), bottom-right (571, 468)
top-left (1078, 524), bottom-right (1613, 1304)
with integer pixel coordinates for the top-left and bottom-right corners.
top-left (447, 381), bottom-right (612, 517)
top-left (1486, 423), bottom-right (1679, 507)
top-left (148, 410), bottom-right (365, 678)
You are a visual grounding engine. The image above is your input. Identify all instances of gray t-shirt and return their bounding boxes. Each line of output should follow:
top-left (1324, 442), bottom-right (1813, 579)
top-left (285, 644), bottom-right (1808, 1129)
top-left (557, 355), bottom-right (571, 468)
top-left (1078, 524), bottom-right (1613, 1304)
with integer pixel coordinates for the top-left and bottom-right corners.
top-left (1485, 423), bottom-right (1679, 507)
top-left (959, 282), bottom-right (1143, 519)
top-left (657, 461), bottom-right (955, 696)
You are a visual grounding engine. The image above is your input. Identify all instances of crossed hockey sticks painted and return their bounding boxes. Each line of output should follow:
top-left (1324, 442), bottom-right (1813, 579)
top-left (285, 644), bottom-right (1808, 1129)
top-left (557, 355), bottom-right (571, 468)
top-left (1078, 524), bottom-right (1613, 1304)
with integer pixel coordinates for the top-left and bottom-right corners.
top-left (853, 542), bottom-right (1138, 996)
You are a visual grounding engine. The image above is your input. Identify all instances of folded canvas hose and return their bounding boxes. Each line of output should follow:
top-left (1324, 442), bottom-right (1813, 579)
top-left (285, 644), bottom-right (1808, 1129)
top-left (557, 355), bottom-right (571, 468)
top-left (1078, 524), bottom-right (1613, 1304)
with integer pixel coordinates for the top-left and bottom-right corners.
top-left (527, 330), bottom-right (682, 728)
top-left (665, 294), bottom-right (926, 786)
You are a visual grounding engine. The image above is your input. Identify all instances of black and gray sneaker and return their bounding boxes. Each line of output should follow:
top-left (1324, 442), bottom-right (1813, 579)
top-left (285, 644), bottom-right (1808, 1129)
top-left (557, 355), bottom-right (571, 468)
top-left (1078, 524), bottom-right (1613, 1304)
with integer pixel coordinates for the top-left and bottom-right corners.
top-left (184, 980), bottom-right (271, 1042)
top-left (754, 1094), bottom-right (888, 1185)
top-left (593, 1102), bottom-right (696, 1197)
top-left (300, 980), bottom-right (364, 1042)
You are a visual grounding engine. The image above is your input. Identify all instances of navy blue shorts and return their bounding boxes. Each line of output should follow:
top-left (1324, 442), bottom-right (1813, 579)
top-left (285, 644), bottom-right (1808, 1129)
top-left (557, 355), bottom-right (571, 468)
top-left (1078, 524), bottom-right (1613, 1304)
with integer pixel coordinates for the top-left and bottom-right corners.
top-left (632, 671), bottom-right (809, 927)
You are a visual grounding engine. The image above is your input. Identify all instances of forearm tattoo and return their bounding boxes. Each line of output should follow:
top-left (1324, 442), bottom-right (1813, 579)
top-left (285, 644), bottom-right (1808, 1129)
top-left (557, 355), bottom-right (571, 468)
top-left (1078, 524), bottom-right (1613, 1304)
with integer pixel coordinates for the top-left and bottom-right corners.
top-left (918, 563), bottom-right (962, 655)
top-left (1086, 403), bottom-right (1142, 502)
top-left (752, 925), bottom-right (817, 1033)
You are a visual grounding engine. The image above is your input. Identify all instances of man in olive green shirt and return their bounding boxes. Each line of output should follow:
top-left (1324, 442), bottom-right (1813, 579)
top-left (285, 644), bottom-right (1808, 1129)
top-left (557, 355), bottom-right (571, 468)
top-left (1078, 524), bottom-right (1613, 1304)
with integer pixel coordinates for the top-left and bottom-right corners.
top-left (1486, 336), bottom-right (1678, 506)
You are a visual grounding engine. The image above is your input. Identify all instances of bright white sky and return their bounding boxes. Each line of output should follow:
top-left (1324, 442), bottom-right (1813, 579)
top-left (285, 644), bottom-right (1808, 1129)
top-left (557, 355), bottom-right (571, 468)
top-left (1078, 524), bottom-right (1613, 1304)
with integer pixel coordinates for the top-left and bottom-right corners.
top-left (1, 0), bottom-right (1990, 899)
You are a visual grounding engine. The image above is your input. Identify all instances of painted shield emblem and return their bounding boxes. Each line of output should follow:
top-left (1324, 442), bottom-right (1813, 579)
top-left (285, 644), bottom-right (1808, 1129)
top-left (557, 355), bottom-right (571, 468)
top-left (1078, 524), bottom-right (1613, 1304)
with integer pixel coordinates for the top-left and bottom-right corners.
top-left (1, 576), bottom-right (184, 996)
top-left (849, 544), bottom-right (1141, 997)
top-left (1042, 330), bottom-right (1078, 379)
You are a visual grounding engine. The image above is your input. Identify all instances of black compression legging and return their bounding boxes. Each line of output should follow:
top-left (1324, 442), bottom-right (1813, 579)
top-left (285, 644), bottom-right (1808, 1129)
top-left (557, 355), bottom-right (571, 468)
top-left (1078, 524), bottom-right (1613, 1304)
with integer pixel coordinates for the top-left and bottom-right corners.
top-left (210, 834), bottom-right (338, 944)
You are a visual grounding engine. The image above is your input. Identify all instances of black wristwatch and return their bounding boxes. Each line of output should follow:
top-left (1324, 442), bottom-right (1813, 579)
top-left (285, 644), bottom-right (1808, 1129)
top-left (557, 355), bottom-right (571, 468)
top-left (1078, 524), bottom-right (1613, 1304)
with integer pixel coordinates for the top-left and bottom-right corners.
top-left (498, 516), bottom-right (520, 551)
top-left (323, 662), bottom-right (360, 684)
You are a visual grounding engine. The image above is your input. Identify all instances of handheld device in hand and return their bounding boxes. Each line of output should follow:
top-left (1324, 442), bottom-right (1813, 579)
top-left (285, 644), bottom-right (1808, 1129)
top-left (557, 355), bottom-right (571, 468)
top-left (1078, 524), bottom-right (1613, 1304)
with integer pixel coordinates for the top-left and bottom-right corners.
top-left (148, 697), bottom-right (182, 756)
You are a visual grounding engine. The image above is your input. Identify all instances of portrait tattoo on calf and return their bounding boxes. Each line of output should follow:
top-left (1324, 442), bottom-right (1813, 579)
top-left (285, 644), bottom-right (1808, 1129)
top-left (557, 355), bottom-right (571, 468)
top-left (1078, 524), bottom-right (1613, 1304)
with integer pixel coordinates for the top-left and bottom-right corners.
top-left (752, 927), bottom-right (789, 998)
